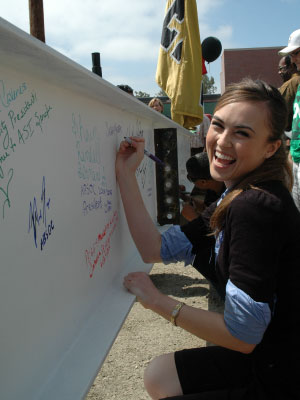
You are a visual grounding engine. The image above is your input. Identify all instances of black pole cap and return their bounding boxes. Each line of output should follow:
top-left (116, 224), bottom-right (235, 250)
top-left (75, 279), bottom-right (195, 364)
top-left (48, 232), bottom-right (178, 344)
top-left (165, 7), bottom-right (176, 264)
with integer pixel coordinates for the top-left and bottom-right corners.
top-left (91, 52), bottom-right (102, 77)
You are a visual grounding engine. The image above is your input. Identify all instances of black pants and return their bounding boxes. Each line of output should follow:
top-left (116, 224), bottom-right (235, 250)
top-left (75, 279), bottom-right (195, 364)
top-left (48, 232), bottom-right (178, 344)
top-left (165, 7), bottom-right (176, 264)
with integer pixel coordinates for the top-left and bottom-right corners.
top-left (161, 346), bottom-right (299, 400)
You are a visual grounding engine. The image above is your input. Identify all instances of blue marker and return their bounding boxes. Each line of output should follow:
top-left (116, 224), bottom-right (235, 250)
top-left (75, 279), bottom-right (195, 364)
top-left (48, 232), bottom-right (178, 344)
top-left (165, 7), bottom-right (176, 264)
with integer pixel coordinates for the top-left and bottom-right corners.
top-left (124, 137), bottom-right (164, 166)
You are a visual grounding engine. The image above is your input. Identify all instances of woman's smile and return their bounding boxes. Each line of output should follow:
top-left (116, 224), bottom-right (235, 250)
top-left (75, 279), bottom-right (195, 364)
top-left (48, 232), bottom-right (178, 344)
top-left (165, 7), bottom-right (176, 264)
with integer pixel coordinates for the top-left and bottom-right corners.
top-left (214, 150), bottom-right (236, 167)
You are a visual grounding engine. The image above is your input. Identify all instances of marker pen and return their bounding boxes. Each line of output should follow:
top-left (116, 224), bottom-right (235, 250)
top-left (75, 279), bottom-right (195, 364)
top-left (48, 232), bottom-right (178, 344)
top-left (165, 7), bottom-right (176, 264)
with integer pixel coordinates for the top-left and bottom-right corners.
top-left (124, 137), bottom-right (164, 166)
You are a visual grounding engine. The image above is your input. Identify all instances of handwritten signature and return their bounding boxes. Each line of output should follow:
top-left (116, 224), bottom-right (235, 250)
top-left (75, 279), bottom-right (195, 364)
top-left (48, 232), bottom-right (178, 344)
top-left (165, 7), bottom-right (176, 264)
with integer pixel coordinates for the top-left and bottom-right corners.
top-left (1, 119), bottom-right (17, 153)
top-left (35, 104), bottom-right (53, 132)
top-left (0, 80), bottom-right (27, 110)
top-left (85, 211), bottom-right (118, 277)
top-left (28, 176), bottom-right (52, 249)
top-left (0, 165), bottom-right (13, 219)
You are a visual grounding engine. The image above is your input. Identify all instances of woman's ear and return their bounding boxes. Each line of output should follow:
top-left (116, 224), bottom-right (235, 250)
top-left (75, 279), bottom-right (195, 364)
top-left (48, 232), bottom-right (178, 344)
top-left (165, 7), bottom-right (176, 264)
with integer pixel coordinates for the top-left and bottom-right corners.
top-left (265, 139), bottom-right (282, 159)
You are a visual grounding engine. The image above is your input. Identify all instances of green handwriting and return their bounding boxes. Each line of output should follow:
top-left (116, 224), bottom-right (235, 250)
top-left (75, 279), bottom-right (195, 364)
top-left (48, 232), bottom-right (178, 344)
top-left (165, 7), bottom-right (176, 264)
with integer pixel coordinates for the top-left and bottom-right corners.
top-left (8, 92), bottom-right (37, 130)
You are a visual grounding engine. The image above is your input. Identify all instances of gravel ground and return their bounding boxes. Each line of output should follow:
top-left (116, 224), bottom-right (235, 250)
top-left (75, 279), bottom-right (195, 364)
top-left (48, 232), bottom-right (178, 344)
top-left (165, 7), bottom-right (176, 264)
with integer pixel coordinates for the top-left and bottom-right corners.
top-left (85, 261), bottom-right (224, 400)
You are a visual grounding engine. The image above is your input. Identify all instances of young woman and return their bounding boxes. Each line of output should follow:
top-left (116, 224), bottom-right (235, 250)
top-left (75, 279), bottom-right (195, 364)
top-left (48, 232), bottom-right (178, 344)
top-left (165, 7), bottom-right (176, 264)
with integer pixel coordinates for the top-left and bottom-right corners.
top-left (115, 79), bottom-right (300, 400)
top-left (149, 97), bottom-right (164, 113)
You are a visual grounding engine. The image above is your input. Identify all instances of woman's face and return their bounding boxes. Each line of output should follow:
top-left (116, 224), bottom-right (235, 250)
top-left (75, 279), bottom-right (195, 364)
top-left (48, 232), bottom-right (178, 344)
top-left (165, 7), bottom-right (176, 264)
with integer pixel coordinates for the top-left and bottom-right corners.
top-left (206, 101), bottom-right (281, 188)
top-left (151, 100), bottom-right (163, 113)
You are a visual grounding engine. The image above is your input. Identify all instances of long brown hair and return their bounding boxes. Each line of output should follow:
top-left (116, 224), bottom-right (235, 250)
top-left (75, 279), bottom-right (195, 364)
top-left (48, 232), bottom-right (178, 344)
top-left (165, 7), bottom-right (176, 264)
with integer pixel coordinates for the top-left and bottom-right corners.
top-left (210, 79), bottom-right (293, 235)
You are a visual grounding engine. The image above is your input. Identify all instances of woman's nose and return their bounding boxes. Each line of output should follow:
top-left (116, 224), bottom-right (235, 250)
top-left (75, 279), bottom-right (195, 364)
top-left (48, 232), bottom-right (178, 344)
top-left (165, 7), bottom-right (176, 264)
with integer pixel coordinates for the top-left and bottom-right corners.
top-left (217, 131), bottom-right (232, 147)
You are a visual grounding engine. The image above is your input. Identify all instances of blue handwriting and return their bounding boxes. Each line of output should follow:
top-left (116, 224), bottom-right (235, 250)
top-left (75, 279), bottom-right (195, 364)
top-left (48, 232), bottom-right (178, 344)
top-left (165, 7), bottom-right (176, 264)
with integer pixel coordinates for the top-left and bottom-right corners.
top-left (105, 122), bottom-right (122, 137)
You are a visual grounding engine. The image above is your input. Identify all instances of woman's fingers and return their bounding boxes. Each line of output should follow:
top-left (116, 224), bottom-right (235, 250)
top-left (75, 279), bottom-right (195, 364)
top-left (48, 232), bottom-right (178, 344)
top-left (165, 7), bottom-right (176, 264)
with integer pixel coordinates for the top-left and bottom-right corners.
top-left (123, 272), bottom-right (159, 307)
top-left (116, 137), bottom-right (146, 174)
top-left (118, 137), bottom-right (145, 157)
top-left (129, 136), bottom-right (145, 143)
top-left (119, 139), bottom-right (133, 152)
top-left (124, 272), bottom-right (147, 287)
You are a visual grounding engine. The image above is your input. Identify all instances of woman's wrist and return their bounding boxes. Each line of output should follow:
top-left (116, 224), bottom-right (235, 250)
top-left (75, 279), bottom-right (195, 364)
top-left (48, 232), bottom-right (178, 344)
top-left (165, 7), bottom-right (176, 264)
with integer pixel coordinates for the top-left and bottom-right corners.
top-left (116, 165), bottom-right (136, 181)
top-left (147, 293), bottom-right (182, 323)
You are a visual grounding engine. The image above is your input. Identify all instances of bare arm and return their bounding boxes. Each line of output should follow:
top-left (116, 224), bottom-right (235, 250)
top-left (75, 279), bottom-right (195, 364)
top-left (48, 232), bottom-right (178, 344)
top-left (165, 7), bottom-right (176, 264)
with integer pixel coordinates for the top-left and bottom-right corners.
top-left (124, 272), bottom-right (256, 354)
top-left (116, 137), bottom-right (162, 263)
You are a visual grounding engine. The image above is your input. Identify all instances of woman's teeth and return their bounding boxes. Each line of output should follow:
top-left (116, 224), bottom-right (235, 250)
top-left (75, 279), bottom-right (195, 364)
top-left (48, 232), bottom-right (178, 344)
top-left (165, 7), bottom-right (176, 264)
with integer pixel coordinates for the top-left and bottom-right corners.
top-left (215, 151), bottom-right (235, 164)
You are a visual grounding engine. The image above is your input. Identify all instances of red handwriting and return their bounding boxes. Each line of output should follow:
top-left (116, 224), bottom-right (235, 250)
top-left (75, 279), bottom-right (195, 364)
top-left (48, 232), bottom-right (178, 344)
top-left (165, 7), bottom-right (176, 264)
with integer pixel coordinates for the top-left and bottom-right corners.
top-left (85, 211), bottom-right (118, 277)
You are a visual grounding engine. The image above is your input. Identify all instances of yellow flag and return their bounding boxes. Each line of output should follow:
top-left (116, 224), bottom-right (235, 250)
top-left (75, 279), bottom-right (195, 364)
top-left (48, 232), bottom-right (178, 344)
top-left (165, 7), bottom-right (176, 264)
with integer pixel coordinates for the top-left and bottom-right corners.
top-left (156, 0), bottom-right (203, 128)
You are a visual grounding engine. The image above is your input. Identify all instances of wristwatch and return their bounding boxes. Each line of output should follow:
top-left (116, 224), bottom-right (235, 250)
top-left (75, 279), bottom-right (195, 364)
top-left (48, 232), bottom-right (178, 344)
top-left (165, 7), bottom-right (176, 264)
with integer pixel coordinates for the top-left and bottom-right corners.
top-left (170, 302), bottom-right (185, 326)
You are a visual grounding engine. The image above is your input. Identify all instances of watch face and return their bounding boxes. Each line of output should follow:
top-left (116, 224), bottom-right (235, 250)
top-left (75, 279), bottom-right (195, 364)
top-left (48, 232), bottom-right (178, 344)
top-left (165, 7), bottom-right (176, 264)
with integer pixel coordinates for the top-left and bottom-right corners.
top-left (172, 309), bottom-right (178, 317)
top-left (171, 303), bottom-right (185, 325)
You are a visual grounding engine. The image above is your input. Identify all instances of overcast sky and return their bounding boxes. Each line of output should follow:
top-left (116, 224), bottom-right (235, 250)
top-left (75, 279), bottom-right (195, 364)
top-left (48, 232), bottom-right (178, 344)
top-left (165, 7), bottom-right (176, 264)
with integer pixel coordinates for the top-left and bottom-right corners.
top-left (1, 0), bottom-right (299, 95)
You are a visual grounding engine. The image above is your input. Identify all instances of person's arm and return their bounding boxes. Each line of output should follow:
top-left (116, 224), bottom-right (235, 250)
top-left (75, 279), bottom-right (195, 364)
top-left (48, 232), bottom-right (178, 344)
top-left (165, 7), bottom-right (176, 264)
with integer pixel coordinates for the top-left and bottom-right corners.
top-left (181, 198), bottom-right (206, 221)
top-left (279, 81), bottom-right (297, 131)
top-left (181, 202), bottom-right (199, 221)
top-left (116, 137), bottom-right (162, 263)
top-left (123, 189), bottom-right (281, 354)
top-left (123, 272), bottom-right (255, 354)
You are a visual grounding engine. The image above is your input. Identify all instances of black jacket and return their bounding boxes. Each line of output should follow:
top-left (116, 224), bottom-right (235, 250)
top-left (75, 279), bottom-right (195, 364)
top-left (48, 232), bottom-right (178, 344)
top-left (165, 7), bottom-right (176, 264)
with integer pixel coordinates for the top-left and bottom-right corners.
top-left (181, 181), bottom-right (300, 378)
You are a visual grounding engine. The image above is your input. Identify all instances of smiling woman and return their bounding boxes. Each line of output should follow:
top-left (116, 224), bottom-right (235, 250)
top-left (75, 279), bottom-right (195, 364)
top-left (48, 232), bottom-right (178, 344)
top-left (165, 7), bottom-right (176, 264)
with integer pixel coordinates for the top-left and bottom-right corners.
top-left (207, 102), bottom-right (281, 188)
top-left (208, 79), bottom-right (292, 235)
top-left (116, 79), bottom-right (300, 400)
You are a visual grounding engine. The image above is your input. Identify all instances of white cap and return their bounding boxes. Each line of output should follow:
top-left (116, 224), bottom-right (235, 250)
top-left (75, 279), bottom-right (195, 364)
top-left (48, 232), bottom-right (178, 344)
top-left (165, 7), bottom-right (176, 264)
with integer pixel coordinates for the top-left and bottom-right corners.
top-left (285, 131), bottom-right (292, 139)
top-left (279, 29), bottom-right (300, 56)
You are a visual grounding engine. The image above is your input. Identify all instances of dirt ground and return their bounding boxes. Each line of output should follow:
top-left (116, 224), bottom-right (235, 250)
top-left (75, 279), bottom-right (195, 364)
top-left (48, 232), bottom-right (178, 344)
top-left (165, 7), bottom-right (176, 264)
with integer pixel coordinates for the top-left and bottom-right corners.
top-left (85, 261), bottom-right (224, 400)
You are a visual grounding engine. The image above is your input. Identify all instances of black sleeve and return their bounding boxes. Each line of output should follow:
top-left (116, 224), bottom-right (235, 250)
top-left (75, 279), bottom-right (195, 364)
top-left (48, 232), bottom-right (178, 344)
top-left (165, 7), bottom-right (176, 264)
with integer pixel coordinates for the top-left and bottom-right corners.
top-left (180, 201), bottom-right (216, 254)
top-left (226, 189), bottom-right (283, 302)
top-left (204, 189), bottom-right (220, 206)
top-left (181, 202), bottom-right (218, 289)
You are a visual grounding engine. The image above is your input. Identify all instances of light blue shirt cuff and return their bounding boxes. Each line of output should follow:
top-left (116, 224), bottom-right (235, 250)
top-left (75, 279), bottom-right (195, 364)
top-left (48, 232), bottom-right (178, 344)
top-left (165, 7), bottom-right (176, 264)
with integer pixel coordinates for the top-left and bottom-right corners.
top-left (160, 225), bottom-right (194, 266)
top-left (224, 280), bottom-right (271, 344)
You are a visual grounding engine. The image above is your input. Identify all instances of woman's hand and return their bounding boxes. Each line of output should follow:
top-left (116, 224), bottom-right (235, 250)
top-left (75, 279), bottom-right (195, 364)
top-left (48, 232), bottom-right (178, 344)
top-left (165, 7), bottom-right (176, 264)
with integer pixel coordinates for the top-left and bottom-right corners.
top-left (181, 202), bottom-right (199, 221)
top-left (116, 136), bottom-right (145, 178)
top-left (124, 272), bottom-right (163, 308)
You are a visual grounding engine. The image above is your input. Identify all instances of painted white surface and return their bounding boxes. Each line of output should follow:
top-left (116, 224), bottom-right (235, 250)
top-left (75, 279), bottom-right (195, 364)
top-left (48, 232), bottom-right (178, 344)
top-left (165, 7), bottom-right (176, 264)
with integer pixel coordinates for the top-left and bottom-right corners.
top-left (0, 17), bottom-right (192, 400)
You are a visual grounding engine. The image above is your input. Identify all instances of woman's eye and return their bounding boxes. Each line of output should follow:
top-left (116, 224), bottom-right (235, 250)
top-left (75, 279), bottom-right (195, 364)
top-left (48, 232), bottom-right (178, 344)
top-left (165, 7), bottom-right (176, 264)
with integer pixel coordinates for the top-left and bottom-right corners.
top-left (212, 121), bottom-right (223, 129)
top-left (236, 130), bottom-right (249, 137)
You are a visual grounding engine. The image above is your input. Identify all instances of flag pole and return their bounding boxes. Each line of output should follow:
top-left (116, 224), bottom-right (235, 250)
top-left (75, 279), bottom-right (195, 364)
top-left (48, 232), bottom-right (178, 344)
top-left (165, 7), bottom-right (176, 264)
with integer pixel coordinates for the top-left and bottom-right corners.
top-left (29, 0), bottom-right (45, 42)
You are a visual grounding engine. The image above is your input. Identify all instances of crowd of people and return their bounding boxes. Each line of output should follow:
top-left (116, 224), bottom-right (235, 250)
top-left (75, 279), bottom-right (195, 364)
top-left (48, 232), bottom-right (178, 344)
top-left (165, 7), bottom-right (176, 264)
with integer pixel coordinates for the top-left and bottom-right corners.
top-left (278, 29), bottom-right (300, 210)
top-left (115, 29), bottom-right (300, 399)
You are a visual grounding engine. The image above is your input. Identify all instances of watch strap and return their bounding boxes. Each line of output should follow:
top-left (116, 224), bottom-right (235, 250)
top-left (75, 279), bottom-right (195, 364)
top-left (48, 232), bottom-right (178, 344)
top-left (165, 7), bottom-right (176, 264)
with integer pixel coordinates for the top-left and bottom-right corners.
top-left (170, 302), bottom-right (185, 326)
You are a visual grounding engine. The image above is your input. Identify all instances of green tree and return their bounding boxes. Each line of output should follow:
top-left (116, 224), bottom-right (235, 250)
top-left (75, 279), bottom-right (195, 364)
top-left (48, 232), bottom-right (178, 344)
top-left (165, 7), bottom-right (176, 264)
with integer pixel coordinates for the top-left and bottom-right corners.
top-left (134, 91), bottom-right (150, 97)
top-left (202, 75), bottom-right (217, 94)
top-left (155, 88), bottom-right (168, 97)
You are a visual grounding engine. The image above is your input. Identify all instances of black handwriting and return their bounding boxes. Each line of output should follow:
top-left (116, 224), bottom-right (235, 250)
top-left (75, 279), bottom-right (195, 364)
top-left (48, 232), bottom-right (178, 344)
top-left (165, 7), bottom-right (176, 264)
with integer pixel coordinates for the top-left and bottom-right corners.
top-left (28, 176), bottom-right (51, 248)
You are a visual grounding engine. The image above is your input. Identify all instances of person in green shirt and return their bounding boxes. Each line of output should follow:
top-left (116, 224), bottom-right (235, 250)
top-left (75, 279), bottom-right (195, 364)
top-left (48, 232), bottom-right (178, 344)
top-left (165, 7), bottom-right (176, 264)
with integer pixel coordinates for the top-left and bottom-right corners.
top-left (279, 28), bottom-right (300, 209)
top-left (290, 85), bottom-right (300, 208)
